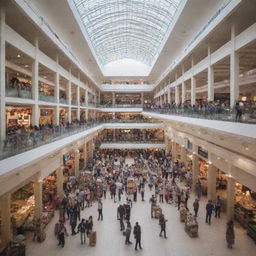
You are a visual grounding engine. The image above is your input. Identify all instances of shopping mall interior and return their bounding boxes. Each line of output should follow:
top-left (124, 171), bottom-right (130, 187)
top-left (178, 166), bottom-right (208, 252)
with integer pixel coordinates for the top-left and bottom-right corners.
top-left (0, 0), bottom-right (256, 255)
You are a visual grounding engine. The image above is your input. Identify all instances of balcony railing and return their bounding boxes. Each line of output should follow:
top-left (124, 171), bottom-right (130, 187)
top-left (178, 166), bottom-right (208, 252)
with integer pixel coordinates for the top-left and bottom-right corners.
top-left (1, 121), bottom-right (101, 160)
top-left (97, 104), bottom-right (143, 108)
top-left (6, 87), bottom-right (32, 99)
top-left (59, 98), bottom-right (69, 105)
top-left (39, 93), bottom-right (56, 103)
top-left (71, 100), bottom-right (78, 106)
top-left (143, 106), bottom-right (256, 124)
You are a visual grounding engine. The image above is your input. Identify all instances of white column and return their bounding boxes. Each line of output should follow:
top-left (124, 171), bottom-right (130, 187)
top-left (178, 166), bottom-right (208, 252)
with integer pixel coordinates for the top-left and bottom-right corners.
top-left (74, 149), bottom-right (80, 177)
top-left (191, 76), bottom-right (196, 105)
top-left (207, 163), bottom-right (217, 200)
top-left (34, 180), bottom-right (43, 218)
top-left (181, 82), bottom-right (186, 103)
top-left (226, 175), bottom-right (235, 221)
top-left (230, 25), bottom-right (239, 108)
top-left (171, 141), bottom-right (177, 160)
top-left (0, 192), bottom-right (12, 245)
top-left (83, 142), bottom-right (87, 167)
top-left (54, 57), bottom-right (60, 125)
top-left (181, 146), bottom-right (186, 164)
top-left (207, 45), bottom-right (214, 102)
top-left (68, 80), bottom-right (71, 123)
top-left (112, 92), bottom-right (115, 105)
top-left (0, 9), bottom-right (6, 140)
top-left (175, 85), bottom-right (180, 104)
top-left (167, 88), bottom-right (171, 104)
top-left (56, 167), bottom-right (64, 197)
top-left (141, 92), bottom-right (144, 105)
top-left (192, 154), bottom-right (199, 191)
top-left (31, 38), bottom-right (40, 127)
top-left (77, 86), bottom-right (80, 120)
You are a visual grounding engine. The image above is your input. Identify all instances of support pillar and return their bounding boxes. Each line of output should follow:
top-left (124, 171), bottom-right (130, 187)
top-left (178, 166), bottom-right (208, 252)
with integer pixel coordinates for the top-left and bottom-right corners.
top-left (192, 154), bottom-right (199, 192)
top-left (171, 141), bottom-right (177, 160)
top-left (207, 45), bottom-right (214, 102)
top-left (191, 76), bottom-right (196, 105)
top-left (83, 142), bottom-right (87, 167)
top-left (226, 175), bottom-right (235, 221)
top-left (167, 88), bottom-right (171, 104)
top-left (175, 86), bottom-right (180, 104)
top-left (230, 25), bottom-right (239, 108)
top-left (181, 82), bottom-right (186, 103)
top-left (0, 9), bottom-right (6, 140)
top-left (68, 80), bottom-right (72, 123)
top-left (0, 193), bottom-right (12, 245)
top-left (34, 180), bottom-right (43, 218)
top-left (77, 86), bottom-right (80, 121)
top-left (54, 56), bottom-right (60, 125)
top-left (32, 38), bottom-right (39, 127)
top-left (141, 92), bottom-right (144, 105)
top-left (143, 129), bottom-right (146, 142)
top-left (112, 92), bottom-right (115, 105)
top-left (56, 167), bottom-right (64, 197)
top-left (181, 146), bottom-right (186, 164)
top-left (207, 164), bottom-right (217, 200)
top-left (74, 149), bottom-right (80, 177)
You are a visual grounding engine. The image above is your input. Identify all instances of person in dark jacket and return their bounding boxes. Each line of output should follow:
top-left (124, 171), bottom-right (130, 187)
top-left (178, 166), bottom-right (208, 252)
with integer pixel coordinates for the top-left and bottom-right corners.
top-left (159, 214), bottom-right (168, 238)
top-left (133, 222), bottom-right (142, 250)
top-left (77, 219), bottom-right (87, 244)
top-left (70, 207), bottom-right (78, 235)
top-left (193, 198), bottom-right (199, 217)
top-left (226, 221), bottom-right (235, 248)
top-left (205, 200), bottom-right (214, 225)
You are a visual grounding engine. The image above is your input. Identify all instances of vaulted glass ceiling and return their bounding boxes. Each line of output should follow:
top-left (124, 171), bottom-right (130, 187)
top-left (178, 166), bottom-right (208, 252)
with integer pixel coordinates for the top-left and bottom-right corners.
top-left (72, 0), bottom-right (182, 68)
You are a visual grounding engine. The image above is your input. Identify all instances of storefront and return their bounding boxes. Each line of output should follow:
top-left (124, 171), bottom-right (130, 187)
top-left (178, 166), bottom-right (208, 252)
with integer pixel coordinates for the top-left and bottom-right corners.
top-left (39, 108), bottom-right (54, 125)
top-left (6, 107), bottom-right (32, 128)
top-left (59, 108), bottom-right (68, 123)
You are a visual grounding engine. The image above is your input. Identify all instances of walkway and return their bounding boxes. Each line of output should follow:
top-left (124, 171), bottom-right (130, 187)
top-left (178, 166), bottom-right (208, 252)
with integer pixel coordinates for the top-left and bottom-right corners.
top-left (26, 188), bottom-right (255, 256)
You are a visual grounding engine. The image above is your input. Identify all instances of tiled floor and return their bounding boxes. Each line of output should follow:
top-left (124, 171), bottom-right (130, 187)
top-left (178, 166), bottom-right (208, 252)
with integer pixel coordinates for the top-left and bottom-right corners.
top-left (26, 187), bottom-right (255, 256)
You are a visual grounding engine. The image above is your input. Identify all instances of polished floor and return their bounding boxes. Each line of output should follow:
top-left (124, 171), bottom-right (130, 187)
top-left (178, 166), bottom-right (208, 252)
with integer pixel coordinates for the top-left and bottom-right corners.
top-left (27, 186), bottom-right (255, 256)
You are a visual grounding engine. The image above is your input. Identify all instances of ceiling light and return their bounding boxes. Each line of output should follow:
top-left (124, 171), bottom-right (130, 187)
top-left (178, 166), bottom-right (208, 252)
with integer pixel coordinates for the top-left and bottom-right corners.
top-left (25, 64), bottom-right (29, 68)
top-left (44, 76), bottom-right (47, 79)
top-left (17, 54), bottom-right (21, 58)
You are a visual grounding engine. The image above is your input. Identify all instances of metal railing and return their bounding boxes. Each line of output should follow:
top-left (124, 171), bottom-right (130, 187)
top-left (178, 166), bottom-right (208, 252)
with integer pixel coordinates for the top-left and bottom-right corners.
top-left (97, 104), bottom-right (143, 108)
top-left (39, 93), bottom-right (56, 103)
top-left (1, 122), bottom-right (102, 160)
top-left (6, 87), bottom-right (32, 99)
top-left (143, 106), bottom-right (256, 124)
top-left (59, 98), bottom-right (69, 105)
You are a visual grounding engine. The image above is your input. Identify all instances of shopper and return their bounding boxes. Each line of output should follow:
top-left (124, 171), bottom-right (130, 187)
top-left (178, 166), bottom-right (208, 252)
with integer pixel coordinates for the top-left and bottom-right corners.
top-left (150, 195), bottom-right (157, 218)
top-left (215, 196), bottom-right (221, 218)
top-left (159, 214), bottom-right (168, 238)
top-left (141, 184), bottom-right (145, 201)
top-left (193, 198), bottom-right (199, 217)
top-left (226, 221), bottom-right (235, 249)
top-left (98, 198), bottom-right (103, 221)
top-left (119, 204), bottom-right (126, 231)
top-left (57, 221), bottom-right (67, 248)
top-left (103, 182), bottom-right (107, 199)
top-left (77, 219), bottom-right (87, 244)
top-left (70, 207), bottom-right (78, 235)
top-left (205, 200), bottom-right (214, 225)
top-left (87, 216), bottom-right (93, 237)
top-left (133, 222), bottom-right (142, 250)
top-left (125, 222), bottom-right (132, 245)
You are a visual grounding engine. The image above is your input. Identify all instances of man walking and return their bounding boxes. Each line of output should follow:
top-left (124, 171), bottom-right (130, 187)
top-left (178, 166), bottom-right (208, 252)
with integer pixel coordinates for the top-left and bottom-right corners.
top-left (159, 214), bottom-right (168, 238)
top-left (193, 198), bottom-right (199, 217)
top-left (134, 222), bottom-right (142, 250)
top-left (77, 219), bottom-right (87, 244)
top-left (141, 184), bottom-right (145, 201)
top-left (205, 200), bottom-right (214, 225)
top-left (98, 198), bottom-right (103, 221)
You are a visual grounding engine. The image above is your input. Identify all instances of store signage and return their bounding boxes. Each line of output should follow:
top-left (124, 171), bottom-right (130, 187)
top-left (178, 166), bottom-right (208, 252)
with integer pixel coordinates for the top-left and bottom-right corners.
top-left (198, 146), bottom-right (208, 159)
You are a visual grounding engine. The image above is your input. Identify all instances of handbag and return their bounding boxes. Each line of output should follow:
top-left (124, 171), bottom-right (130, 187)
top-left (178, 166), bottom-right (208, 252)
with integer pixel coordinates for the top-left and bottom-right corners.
top-left (122, 231), bottom-right (127, 236)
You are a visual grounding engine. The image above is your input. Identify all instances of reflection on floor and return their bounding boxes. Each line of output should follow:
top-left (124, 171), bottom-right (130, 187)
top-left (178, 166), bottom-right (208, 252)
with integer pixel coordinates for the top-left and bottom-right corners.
top-left (26, 186), bottom-right (255, 256)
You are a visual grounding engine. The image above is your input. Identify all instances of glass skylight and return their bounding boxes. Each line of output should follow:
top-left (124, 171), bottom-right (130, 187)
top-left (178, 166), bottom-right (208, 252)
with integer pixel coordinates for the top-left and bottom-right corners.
top-left (72, 0), bottom-right (182, 68)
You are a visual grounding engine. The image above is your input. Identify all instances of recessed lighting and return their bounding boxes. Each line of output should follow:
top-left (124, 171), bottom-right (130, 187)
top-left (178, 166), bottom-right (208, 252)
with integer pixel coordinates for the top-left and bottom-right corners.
top-left (24, 64), bottom-right (29, 68)
top-left (16, 73), bottom-right (19, 76)
top-left (17, 54), bottom-right (21, 58)
top-left (44, 76), bottom-right (47, 79)
top-left (245, 147), bottom-right (249, 151)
